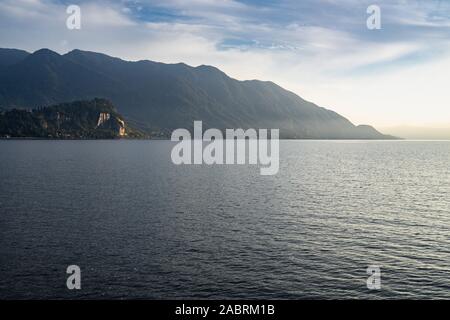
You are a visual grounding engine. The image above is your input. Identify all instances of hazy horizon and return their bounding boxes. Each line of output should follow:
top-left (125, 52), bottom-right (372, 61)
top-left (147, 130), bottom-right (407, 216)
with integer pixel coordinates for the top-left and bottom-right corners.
top-left (380, 125), bottom-right (450, 140)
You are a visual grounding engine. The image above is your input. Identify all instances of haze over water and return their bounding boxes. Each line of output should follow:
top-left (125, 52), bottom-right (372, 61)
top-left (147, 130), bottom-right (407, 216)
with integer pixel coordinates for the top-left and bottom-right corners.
top-left (0, 140), bottom-right (449, 299)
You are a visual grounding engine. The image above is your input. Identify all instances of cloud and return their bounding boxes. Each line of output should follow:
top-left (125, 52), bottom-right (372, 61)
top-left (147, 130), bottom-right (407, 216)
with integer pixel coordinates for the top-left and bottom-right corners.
top-left (82, 3), bottom-right (137, 27)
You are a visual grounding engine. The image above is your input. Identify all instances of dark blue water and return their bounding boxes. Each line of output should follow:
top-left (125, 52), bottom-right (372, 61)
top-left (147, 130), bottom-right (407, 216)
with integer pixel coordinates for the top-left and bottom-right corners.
top-left (0, 140), bottom-right (449, 299)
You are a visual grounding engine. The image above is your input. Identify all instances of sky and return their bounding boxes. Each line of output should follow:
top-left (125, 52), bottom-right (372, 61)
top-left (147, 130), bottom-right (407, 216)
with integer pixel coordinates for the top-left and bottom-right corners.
top-left (1, 0), bottom-right (449, 130)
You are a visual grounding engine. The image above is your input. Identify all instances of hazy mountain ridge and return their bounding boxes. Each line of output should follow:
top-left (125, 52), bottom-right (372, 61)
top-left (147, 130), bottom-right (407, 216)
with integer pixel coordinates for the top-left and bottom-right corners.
top-left (0, 48), bottom-right (396, 139)
top-left (0, 48), bottom-right (30, 68)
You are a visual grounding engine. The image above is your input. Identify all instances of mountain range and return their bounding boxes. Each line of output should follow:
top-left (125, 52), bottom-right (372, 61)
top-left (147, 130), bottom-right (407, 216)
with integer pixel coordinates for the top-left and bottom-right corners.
top-left (0, 48), bottom-right (395, 139)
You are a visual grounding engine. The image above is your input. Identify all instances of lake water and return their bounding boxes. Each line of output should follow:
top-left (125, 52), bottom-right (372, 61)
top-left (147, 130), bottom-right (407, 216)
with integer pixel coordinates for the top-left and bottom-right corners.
top-left (0, 140), bottom-right (449, 299)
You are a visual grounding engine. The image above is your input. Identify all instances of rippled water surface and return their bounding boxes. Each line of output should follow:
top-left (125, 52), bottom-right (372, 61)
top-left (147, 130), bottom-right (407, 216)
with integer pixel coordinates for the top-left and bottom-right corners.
top-left (0, 140), bottom-right (449, 299)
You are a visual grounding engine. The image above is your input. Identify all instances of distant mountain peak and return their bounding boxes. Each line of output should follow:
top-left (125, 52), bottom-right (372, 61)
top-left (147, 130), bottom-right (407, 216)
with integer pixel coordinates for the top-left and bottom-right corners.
top-left (32, 48), bottom-right (60, 56)
top-left (0, 48), bottom-right (30, 55)
top-left (65, 48), bottom-right (115, 58)
top-left (0, 48), bottom-right (30, 67)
